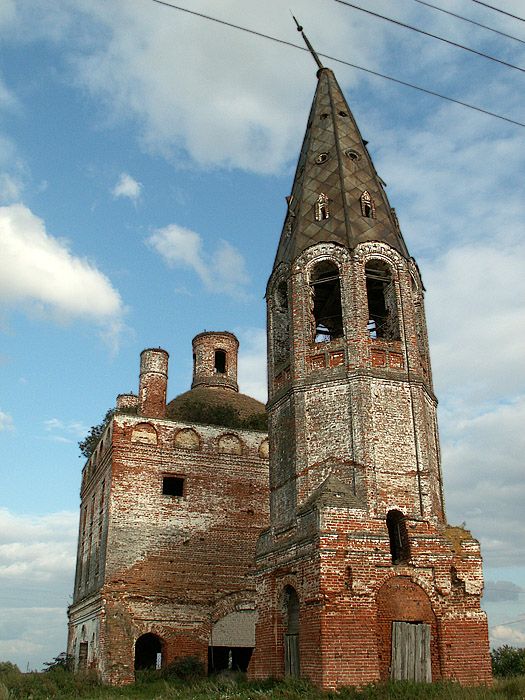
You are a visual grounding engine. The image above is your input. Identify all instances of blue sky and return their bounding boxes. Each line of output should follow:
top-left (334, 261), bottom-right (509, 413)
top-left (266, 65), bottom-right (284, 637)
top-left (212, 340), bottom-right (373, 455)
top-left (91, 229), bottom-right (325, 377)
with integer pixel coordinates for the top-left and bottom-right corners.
top-left (0, 0), bottom-right (524, 671)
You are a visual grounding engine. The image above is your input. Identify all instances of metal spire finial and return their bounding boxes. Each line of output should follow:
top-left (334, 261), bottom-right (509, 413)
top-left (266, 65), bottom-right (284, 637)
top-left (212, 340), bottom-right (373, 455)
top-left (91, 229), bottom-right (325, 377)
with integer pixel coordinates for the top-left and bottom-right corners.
top-left (292, 14), bottom-right (324, 71)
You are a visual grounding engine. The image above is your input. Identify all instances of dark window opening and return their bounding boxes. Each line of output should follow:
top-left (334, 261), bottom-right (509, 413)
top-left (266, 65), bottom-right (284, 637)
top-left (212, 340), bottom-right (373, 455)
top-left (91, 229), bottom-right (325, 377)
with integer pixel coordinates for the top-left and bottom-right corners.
top-left (214, 350), bottom-right (226, 374)
top-left (208, 647), bottom-right (253, 674)
top-left (276, 281), bottom-right (288, 310)
top-left (78, 641), bottom-right (88, 670)
top-left (338, 110), bottom-right (348, 117)
top-left (283, 586), bottom-right (300, 677)
top-left (387, 510), bottom-right (410, 564)
top-left (316, 152), bottom-right (329, 164)
top-left (365, 260), bottom-right (400, 341)
top-left (162, 476), bottom-right (184, 497)
top-left (135, 633), bottom-right (162, 671)
top-left (310, 261), bottom-right (343, 343)
top-left (345, 148), bottom-right (360, 162)
top-left (273, 280), bottom-right (290, 366)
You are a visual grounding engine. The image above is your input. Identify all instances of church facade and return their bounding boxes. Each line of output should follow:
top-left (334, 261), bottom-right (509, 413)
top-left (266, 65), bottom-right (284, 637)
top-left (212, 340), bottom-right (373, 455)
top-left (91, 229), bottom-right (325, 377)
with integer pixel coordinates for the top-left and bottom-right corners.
top-left (67, 332), bottom-right (270, 684)
top-left (68, 59), bottom-right (491, 688)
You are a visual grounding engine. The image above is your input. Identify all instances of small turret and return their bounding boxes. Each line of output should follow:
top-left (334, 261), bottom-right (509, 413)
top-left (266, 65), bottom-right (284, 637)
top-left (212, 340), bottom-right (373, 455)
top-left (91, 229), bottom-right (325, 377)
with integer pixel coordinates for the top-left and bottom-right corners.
top-left (191, 332), bottom-right (239, 392)
top-left (138, 348), bottom-right (169, 418)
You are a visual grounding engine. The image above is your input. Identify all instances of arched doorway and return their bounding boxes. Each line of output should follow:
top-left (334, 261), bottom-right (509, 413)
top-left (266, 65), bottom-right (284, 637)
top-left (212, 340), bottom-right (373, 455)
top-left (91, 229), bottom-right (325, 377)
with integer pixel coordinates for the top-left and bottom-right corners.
top-left (283, 586), bottom-right (300, 677)
top-left (134, 632), bottom-right (163, 670)
top-left (376, 577), bottom-right (438, 682)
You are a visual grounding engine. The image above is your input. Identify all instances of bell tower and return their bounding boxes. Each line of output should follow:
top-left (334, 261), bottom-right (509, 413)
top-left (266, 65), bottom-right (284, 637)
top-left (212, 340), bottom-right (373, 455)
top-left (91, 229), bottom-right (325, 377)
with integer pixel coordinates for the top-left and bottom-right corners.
top-left (250, 29), bottom-right (491, 690)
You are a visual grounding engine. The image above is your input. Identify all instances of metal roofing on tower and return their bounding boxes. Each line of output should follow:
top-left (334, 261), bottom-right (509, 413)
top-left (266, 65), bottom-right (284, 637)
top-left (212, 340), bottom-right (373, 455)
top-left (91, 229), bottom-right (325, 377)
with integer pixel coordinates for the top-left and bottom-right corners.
top-left (273, 63), bottom-right (410, 270)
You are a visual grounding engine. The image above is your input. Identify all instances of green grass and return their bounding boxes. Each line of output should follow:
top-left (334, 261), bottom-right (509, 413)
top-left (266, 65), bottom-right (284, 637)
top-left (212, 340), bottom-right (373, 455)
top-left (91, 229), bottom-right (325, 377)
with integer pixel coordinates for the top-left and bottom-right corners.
top-left (0, 672), bottom-right (524, 700)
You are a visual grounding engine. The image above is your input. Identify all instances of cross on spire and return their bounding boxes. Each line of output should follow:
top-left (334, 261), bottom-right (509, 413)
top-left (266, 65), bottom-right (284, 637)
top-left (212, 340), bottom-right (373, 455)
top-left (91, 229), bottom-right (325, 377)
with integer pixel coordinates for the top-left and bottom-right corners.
top-left (292, 15), bottom-right (324, 71)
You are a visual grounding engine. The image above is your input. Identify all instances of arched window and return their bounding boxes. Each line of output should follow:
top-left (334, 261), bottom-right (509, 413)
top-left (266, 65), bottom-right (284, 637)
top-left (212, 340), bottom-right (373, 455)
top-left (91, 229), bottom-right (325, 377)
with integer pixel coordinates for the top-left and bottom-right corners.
top-left (387, 510), bottom-right (410, 564)
top-left (135, 632), bottom-right (163, 670)
top-left (214, 350), bottom-right (226, 374)
top-left (365, 260), bottom-right (400, 341)
top-left (411, 276), bottom-right (426, 357)
top-left (273, 280), bottom-right (290, 366)
top-left (283, 586), bottom-right (300, 677)
top-left (310, 261), bottom-right (343, 343)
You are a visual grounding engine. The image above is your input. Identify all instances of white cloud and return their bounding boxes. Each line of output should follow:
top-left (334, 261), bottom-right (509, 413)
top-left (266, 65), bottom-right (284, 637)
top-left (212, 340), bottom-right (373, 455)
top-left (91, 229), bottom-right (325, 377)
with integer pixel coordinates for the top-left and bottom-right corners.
top-left (112, 172), bottom-right (142, 201)
top-left (440, 398), bottom-right (525, 568)
top-left (0, 134), bottom-right (26, 205)
top-left (0, 73), bottom-right (17, 111)
top-left (56, 0), bottom-right (384, 174)
top-left (491, 624), bottom-right (525, 647)
top-left (0, 509), bottom-right (77, 668)
top-left (425, 244), bottom-right (525, 404)
top-left (0, 172), bottom-right (23, 202)
top-left (0, 204), bottom-right (124, 327)
top-left (148, 223), bottom-right (250, 297)
top-left (43, 418), bottom-right (87, 438)
top-left (0, 409), bottom-right (14, 431)
top-left (237, 327), bottom-right (267, 402)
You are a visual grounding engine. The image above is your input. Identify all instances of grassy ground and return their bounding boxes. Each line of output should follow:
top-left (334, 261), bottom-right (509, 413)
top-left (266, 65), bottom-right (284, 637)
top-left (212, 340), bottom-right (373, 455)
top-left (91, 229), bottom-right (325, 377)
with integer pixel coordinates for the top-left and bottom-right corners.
top-left (1, 672), bottom-right (524, 700)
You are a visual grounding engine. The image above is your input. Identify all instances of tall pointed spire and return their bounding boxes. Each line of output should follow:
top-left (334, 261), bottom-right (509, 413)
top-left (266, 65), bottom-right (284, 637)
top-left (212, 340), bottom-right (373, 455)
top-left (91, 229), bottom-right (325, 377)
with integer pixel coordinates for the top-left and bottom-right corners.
top-left (274, 39), bottom-right (409, 270)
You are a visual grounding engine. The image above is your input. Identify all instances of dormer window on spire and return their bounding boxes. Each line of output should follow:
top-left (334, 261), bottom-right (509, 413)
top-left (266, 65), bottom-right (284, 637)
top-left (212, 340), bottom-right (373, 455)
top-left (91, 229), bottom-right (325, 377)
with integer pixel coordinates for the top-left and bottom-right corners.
top-left (360, 191), bottom-right (376, 219)
top-left (315, 193), bottom-right (330, 221)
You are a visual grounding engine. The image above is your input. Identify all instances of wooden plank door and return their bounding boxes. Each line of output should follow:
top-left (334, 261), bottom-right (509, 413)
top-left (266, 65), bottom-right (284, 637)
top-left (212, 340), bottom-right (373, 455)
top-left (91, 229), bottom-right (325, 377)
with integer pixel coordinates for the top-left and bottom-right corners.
top-left (284, 633), bottom-right (300, 677)
top-left (391, 621), bottom-right (431, 682)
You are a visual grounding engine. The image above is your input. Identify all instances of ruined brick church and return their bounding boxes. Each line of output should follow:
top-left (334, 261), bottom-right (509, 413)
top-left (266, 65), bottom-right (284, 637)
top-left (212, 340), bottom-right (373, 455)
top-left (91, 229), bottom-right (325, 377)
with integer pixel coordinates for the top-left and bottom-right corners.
top-left (68, 46), bottom-right (492, 687)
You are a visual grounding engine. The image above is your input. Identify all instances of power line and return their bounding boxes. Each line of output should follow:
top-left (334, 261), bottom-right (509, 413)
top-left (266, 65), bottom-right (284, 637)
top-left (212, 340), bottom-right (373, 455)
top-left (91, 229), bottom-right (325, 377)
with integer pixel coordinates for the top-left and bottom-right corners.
top-left (468, 0), bottom-right (525, 23)
top-left (150, 0), bottom-right (525, 128)
top-left (410, 0), bottom-right (525, 44)
top-left (489, 616), bottom-right (525, 629)
top-left (334, 0), bottom-right (525, 73)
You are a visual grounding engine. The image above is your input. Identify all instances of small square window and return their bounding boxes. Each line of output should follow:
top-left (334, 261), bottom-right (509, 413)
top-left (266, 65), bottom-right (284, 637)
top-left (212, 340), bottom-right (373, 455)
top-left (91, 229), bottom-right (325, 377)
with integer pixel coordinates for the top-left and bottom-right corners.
top-left (162, 476), bottom-right (184, 497)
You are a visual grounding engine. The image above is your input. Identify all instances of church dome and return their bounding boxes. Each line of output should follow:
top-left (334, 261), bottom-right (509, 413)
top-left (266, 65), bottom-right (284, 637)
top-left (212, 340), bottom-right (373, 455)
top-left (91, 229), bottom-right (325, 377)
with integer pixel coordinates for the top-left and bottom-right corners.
top-left (166, 385), bottom-right (267, 431)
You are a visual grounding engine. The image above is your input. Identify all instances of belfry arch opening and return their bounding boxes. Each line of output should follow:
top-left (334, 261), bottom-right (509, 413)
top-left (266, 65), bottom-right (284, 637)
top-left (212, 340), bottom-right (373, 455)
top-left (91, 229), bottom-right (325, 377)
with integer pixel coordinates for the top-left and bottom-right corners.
top-left (310, 261), bottom-right (343, 343)
top-left (273, 280), bottom-right (290, 366)
top-left (283, 585), bottom-right (300, 677)
top-left (214, 350), bottom-right (226, 374)
top-left (134, 632), bottom-right (163, 671)
top-left (365, 260), bottom-right (400, 340)
top-left (387, 510), bottom-right (411, 564)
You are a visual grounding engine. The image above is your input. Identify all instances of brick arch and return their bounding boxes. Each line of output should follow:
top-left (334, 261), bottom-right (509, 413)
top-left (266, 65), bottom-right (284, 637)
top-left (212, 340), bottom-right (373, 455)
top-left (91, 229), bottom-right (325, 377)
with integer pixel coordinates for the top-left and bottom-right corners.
top-left (296, 240), bottom-right (350, 269)
top-left (212, 589), bottom-right (256, 623)
top-left (258, 438), bottom-right (269, 459)
top-left (131, 422), bottom-right (158, 445)
top-left (217, 432), bottom-right (243, 455)
top-left (354, 240), bottom-right (404, 270)
top-left (174, 427), bottom-right (201, 451)
top-left (376, 576), bottom-right (441, 681)
top-left (266, 262), bottom-right (290, 303)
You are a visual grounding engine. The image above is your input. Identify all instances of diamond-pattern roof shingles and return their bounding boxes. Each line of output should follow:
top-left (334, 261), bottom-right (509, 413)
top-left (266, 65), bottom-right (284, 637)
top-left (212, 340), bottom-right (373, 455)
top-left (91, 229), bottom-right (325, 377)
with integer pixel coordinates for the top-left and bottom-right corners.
top-left (273, 69), bottom-right (409, 270)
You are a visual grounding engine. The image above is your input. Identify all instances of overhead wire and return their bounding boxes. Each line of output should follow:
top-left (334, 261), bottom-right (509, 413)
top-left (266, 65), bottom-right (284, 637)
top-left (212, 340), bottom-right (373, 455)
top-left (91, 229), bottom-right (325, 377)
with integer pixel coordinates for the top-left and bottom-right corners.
top-left (409, 0), bottom-right (525, 44)
top-left (150, 0), bottom-right (525, 128)
top-left (334, 0), bottom-right (525, 73)
top-left (468, 0), bottom-right (525, 23)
